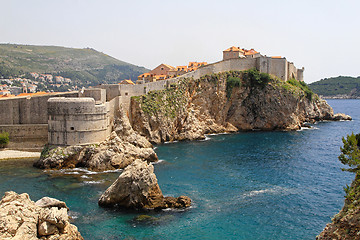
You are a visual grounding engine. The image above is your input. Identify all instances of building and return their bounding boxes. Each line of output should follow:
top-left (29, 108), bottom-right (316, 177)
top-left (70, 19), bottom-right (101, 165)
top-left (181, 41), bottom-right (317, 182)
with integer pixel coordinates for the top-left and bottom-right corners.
top-left (119, 79), bottom-right (135, 85)
top-left (223, 46), bottom-right (260, 60)
top-left (139, 62), bottom-right (208, 82)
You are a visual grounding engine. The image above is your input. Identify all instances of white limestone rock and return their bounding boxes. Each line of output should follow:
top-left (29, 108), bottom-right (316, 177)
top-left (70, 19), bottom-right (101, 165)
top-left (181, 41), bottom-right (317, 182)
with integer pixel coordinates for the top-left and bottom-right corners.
top-left (0, 191), bottom-right (83, 240)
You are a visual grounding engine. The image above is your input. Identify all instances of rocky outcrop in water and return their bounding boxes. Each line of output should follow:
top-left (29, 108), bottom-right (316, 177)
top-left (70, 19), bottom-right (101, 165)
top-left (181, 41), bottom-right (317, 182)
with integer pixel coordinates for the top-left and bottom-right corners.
top-left (130, 71), bottom-right (351, 144)
top-left (98, 159), bottom-right (191, 210)
top-left (0, 191), bottom-right (83, 240)
top-left (34, 106), bottom-right (158, 171)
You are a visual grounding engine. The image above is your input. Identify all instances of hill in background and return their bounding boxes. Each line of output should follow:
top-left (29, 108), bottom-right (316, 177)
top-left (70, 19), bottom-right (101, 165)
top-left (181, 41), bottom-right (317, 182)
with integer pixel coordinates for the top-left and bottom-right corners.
top-left (0, 44), bottom-right (148, 87)
top-left (309, 76), bottom-right (360, 98)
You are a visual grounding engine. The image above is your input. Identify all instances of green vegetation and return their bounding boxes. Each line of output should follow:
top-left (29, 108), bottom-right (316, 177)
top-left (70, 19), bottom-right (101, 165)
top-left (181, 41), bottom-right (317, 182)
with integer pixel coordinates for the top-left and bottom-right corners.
top-left (287, 78), bottom-right (315, 101)
top-left (0, 132), bottom-right (9, 147)
top-left (0, 44), bottom-right (148, 87)
top-left (309, 76), bottom-right (360, 97)
top-left (137, 79), bottom-right (188, 119)
top-left (243, 68), bottom-right (271, 87)
top-left (339, 133), bottom-right (360, 172)
top-left (337, 133), bottom-right (360, 211)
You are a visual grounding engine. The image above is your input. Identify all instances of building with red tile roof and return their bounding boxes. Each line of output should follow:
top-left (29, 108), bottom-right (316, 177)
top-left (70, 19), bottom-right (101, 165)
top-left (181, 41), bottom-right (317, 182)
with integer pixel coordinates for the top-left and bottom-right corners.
top-left (119, 79), bottom-right (135, 85)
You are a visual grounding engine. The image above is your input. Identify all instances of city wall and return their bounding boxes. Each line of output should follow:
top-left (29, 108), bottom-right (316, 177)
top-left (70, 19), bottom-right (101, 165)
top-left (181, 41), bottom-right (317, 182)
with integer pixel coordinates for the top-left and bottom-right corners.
top-left (172, 57), bottom-right (303, 82)
top-left (0, 92), bottom-right (78, 125)
top-left (0, 124), bottom-right (48, 151)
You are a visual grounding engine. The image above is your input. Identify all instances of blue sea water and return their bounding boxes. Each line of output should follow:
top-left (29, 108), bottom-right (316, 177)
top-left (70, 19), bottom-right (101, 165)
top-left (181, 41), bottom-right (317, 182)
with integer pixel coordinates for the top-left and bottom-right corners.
top-left (0, 99), bottom-right (359, 240)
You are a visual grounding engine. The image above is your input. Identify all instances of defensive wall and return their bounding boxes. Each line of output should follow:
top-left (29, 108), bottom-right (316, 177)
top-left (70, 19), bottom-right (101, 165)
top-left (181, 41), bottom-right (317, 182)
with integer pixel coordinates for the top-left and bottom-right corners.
top-left (0, 92), bottom-right (78, 125)
top-left (176, 57), bottom-right (304, 82)
top-left (0, 56), bottom-right (304, 148)
top-left (0, 124), bottom-right (48, 151)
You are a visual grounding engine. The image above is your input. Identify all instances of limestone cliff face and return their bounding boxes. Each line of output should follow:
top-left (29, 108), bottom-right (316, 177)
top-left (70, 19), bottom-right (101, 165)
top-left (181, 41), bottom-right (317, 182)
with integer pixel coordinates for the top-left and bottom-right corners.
top-left (317, 173), bottom-right (360, 239)
top-left (130, 71), bottom-right (341, 144)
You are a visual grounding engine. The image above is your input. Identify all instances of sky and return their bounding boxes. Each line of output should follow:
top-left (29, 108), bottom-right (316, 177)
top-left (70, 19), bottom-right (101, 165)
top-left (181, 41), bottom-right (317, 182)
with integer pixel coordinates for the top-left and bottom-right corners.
top-left (1, 0), bottom-right (359, 83)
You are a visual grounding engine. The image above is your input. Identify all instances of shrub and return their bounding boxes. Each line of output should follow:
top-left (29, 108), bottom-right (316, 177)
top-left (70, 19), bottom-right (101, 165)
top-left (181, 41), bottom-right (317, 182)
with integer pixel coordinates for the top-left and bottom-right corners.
top-left (0, 132), bottom-right (9, 147)
top-left (226, 76), bottom-right (242, 98)
top-left (244, 68), bottom-right (271, 87)
top-left (339, 132), bottom-right (360, 172)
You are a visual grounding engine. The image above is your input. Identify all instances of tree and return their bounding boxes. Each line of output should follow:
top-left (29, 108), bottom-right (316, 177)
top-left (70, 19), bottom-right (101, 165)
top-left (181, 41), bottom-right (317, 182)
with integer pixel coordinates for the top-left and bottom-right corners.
top-left (339, 132), bottom-right (360, 172)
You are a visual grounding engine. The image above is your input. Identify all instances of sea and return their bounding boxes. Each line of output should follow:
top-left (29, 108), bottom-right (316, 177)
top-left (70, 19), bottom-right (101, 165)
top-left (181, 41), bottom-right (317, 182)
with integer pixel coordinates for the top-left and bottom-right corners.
top-left (0, 99), bottom-right (359, 240)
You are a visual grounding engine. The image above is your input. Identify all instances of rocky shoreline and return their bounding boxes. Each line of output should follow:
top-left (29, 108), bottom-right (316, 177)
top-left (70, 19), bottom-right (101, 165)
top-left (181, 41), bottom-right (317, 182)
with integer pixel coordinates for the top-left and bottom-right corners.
top-left (0, 191), bottom-right (83, 239)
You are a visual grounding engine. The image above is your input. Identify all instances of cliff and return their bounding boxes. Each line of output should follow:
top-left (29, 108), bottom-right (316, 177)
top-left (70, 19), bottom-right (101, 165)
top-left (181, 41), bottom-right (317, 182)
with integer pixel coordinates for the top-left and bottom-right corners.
top-left (130, 70), bottom-right (345, 144)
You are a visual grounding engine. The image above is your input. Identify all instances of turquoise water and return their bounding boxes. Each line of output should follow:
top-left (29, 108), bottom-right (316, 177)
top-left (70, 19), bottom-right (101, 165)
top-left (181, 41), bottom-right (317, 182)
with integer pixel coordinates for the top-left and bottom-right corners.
top-left (0, 99), bottom-right (359, 239)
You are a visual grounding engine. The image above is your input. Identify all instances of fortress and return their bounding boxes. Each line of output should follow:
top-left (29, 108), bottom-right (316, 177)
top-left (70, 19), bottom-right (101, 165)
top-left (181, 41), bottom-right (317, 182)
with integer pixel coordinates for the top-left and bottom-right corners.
top-left (0, 47), bottom-right (304, 149)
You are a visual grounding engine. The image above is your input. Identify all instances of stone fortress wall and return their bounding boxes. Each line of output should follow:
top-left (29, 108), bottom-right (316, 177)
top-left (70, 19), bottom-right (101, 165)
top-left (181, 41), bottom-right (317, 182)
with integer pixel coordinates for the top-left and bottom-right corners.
top-left (0, 57), bottom-right (304, 148)
top-left (176, 57), bottom-right (304, 82)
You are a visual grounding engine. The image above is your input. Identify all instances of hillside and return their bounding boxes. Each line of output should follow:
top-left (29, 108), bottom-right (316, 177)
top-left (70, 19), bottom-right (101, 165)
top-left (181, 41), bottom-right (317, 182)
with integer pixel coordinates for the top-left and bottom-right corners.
top-left (0, 44), bottom-right (148, 86)
top-left (309, 76), bottom-right (360, 98)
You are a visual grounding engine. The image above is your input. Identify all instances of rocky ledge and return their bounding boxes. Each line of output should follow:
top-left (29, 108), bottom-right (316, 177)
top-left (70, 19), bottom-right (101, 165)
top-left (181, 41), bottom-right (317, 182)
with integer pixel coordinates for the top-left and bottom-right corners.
top-left (98, 159), bottom-right (191, 210)
top-left (0, 191), bottom-right (83, 240)
top-left (34, 106), bottom-right (158, 171)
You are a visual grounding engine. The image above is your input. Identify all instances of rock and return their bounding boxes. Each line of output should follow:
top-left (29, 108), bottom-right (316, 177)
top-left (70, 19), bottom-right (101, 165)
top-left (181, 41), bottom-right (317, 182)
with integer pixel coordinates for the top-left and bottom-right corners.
top-left (164, 196), bottom-right (192, 208)
top-left (34, 105), bottom-right (158, 171)
top-left (0, 191), bottom-right (83, 240)
top-left (98, 159), bottom-right (191, 210)
top-left (332, 113), bottom-right (352, 121)
top-left (98, 159), bottom-right (164, 209)
top-left (35, 197), bottom-right (69, 210)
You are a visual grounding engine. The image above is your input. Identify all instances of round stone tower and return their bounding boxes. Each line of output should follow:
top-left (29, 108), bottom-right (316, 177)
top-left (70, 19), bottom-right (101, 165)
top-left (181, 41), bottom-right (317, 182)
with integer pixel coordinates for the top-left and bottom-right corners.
top-left (47, 97), bottom-right (108, 146)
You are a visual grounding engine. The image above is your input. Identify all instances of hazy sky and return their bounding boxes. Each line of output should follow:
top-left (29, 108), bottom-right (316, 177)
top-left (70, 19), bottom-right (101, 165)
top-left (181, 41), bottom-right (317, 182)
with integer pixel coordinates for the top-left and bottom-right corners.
top-left (1, 0), bottom-right (359, 83)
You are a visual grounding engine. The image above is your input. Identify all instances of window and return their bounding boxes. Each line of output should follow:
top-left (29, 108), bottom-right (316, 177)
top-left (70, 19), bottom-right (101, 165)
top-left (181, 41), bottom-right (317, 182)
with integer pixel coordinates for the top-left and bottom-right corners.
top-left (70, 127), bottom-right (74, 130)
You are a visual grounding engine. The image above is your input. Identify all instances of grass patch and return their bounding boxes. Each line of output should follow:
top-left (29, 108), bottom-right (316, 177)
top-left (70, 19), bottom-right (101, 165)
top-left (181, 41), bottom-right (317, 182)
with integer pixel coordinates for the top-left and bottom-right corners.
top-left (287, 78), bottom-right (315, 101)
top-left (0, 132), bottom-right (9, 148)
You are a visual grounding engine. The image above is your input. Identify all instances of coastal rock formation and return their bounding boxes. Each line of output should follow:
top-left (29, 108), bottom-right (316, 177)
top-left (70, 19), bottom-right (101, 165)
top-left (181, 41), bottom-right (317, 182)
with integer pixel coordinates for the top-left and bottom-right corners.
top-left (130, 71), bottom-right (350, 144)
top-left (317, 173), bottom-right (360, 239)
top-left (333, 113), bottom-right (352, 121)
top-left (34, 106), bottom-right (158, 171)
top-left (0, 191), bottom-right (83, 240)
top-left (98, 159), bottom-right (191, 210)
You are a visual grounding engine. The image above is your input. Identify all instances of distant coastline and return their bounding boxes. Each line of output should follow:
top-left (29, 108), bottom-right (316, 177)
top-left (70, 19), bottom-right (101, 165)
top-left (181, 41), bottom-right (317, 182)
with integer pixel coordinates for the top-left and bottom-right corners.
top-left (322, 95), bottom-right (360, 99)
